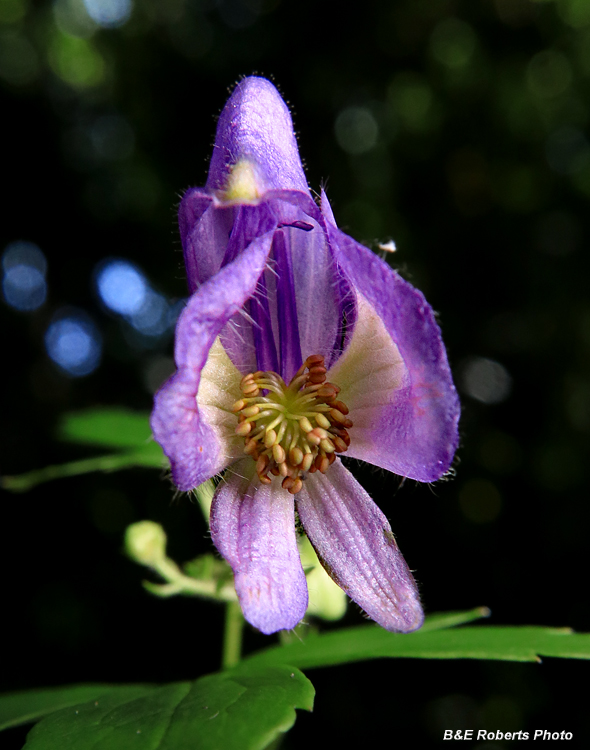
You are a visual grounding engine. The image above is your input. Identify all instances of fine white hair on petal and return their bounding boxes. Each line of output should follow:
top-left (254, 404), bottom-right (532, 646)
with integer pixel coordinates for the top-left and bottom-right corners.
top-left (220, 458), bottom-right (253, 484)
top-left (224, 317), bottom-right (249, 346)
top-left (236, 306), bottom-right (261, 331)
top-left (197, 337), bottom-right (245, 468)
top-left (264, 256), bottom-right (280, 278)
top-left (221, 311), bottom-right (258, 373)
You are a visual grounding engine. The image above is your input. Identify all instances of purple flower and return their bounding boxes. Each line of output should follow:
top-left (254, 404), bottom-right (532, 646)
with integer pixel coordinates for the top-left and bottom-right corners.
top-left (151, 77), bottom-right (460, 635)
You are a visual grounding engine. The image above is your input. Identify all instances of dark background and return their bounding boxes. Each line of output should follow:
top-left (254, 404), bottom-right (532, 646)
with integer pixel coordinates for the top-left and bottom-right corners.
top-left (2, 0), bottom-right (589, 747)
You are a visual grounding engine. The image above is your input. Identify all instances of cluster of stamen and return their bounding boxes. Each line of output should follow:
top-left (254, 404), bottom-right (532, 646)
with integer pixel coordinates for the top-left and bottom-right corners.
top-left (232, 355), bottom-right (353, 495)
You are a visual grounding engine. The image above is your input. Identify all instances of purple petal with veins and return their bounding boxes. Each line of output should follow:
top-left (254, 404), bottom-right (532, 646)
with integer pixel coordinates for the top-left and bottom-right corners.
top-left (210, 462), bottom-right (308, 634)
top-left (297, 460), bottom-right (424, 633)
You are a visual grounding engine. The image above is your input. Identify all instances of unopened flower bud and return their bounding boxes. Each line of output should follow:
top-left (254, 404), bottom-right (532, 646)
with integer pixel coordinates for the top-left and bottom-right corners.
top-left (125, 521), bottom-right (167, 566)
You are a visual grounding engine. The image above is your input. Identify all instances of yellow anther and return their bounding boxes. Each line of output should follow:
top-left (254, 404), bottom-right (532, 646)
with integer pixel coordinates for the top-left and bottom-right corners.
top-left (299, 417), bottom-right (313, 433)
top-left (315, 413), bottom-right (331, 430)
top-left (329, 408), bottom-right (347, 424)
top-left (301, 453), bottom-right (314, 472)
top-left (309, 427), bottom-right (328, 441)
top-left (241, 405), bottom-right (261, 417)
top-left (272, 444), bottom-right (286, 464)
top-left (289, 447), bottom-right (304, 466)
top-left (256, 455), bottom-right (269, 475)
top-left (320, 439), bottom-right (336, 454)
top-left (264, 429), bottom-right (277, 449)
top-left (233, 354), bottom-right (352, 494)
top-left (306, 431), bottom-right (321, 446)
top-left (244, 438), bottom-right (258, 455)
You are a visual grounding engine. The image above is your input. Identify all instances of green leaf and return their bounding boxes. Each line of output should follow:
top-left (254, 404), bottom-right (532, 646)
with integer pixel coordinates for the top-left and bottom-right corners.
top-left (58, 409), bottom-right (154, 451)
top-left (245, 621), bottom-right (590, 670)
top-left (18, 666), bottom-right (314, 750)
top-left (58, 409), bottom-right (165, 468)
top-left (0, 684), bottom-right (155, 732)
top-left (57, 409), bottom-right (165, 468)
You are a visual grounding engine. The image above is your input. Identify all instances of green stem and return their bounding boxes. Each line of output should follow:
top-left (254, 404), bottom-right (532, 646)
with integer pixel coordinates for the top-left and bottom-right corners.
top-left (1, 453), bottom-right (144, 492)
top-left (144, 558), bottom-right (237, 602)
top-left (222, 600), bottom-right (244, 669)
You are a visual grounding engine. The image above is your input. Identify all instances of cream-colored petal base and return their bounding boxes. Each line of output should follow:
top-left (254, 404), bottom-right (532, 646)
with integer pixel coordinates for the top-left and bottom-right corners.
top-left (197, 337), bottom-right (246, 472)
top-left (326, 293), bottom-right (408, 451)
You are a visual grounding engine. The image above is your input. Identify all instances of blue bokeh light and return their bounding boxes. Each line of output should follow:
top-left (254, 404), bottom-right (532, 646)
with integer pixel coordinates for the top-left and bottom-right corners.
top-left (45, 310), bottom-right (102, 377)
top-left (130, 290), bottom-right (169, 337)
top-left (2, 241), bottom-right (47, 312)
top-left (96, 259), bottom-right (147, 315)
top-left (82, 0), bottom-right (132, 28)
top-left (3, 266), bottom-right (47, 311)
top-left (2, 240), bottom-right (47, 274)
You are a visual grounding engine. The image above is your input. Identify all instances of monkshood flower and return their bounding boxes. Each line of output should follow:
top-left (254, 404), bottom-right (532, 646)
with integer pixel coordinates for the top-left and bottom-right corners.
top-left (151, 77), bottom-right (460, 635)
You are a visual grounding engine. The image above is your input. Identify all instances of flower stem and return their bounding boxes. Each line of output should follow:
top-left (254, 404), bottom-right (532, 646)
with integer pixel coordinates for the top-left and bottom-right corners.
top-left (222, 600), bottom-right (244, 669)
top-left (1, 453), bottom-right (145, 492)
